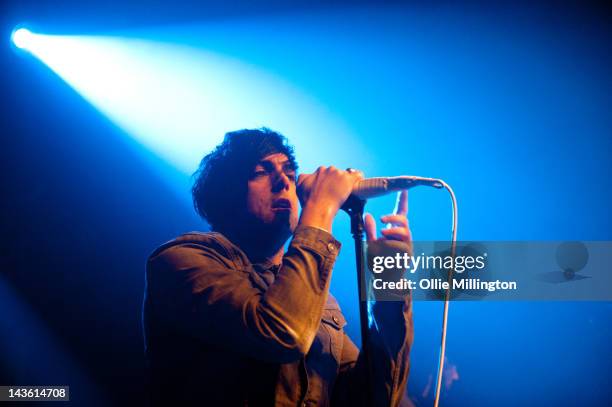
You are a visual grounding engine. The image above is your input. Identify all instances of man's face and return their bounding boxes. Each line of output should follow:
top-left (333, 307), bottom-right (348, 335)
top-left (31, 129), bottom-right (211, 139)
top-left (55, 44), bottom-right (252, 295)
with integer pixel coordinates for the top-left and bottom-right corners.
top-left (246, 153), bottom-right (299, 237)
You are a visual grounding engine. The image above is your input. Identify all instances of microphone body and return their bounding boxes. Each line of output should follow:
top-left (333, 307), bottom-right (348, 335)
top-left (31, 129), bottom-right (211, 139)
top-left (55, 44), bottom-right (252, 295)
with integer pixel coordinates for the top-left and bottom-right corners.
top-left (352, 176), bottom-right (444, 199)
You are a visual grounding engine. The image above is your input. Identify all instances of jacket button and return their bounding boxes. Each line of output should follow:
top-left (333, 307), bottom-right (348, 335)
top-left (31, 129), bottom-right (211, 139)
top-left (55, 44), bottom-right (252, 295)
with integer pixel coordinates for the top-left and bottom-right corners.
top-left (327, 242), bottom-right (336, 253)
top-left (332, 315), bottom-right (340, 325)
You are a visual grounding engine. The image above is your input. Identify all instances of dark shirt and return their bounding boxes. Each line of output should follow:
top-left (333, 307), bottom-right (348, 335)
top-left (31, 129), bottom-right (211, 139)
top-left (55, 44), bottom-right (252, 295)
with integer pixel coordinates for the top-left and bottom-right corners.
top-left (143, 225), bottom-right (413, 406)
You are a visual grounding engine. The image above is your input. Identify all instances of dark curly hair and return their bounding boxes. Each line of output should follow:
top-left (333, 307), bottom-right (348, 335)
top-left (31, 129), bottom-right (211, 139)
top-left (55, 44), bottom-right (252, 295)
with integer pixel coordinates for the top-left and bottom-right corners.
top-left (192, 128), bottom-right (298, 233)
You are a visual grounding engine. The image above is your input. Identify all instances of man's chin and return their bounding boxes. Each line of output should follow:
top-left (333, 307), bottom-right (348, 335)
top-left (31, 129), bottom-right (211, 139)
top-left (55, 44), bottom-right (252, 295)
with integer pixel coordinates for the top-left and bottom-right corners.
top-left (246, 212), bottom-right (296, 237)
top-left (269, 214), bottom-right (297, 236)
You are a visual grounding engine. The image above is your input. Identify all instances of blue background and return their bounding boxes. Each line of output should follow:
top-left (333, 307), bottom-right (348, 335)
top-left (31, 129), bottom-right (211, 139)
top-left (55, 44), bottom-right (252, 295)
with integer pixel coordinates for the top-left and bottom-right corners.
top-left (1, 1), bottom-right (610, 405)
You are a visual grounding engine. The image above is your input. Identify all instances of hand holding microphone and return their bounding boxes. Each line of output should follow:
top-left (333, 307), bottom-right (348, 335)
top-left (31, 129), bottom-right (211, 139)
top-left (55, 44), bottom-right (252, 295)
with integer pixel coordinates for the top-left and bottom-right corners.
top-left (296, 165), bottom-right (443, 232)
top-left (297, 166), bottom-right (364, 233)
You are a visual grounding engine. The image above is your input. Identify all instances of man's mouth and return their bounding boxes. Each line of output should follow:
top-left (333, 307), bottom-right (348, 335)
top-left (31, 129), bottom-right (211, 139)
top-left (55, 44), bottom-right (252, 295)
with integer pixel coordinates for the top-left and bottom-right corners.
top-left (272, 199), bottom-right (292, 211)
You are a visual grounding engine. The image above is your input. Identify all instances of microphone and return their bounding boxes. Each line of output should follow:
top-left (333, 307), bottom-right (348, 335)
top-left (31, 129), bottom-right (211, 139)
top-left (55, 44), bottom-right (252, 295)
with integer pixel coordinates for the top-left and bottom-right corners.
top-left (352, 176), bottom-right (444, 199)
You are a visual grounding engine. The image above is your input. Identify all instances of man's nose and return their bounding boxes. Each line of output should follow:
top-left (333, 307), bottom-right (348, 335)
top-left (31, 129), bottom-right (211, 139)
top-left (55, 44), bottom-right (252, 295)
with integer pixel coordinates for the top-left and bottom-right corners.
top-left (271, 171), bottom-right (291, 192)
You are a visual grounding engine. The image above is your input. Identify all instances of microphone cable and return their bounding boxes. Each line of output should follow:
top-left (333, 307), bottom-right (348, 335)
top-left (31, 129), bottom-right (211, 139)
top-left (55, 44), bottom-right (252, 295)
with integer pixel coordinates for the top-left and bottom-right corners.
top-left (432, 180), bottom-right (458, 407)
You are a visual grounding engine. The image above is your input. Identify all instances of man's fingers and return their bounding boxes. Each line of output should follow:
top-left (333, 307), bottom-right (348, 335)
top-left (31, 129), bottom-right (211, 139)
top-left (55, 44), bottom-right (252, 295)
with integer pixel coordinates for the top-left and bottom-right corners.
top-left (364, 213), bottom-right (377, 243)
top-left (297, 173), bottom-right (308, 186)
top-left (380, 227), bottom-right (412, 242)
top-left (348, 169), bottom-right (365, 186)
top-left (394, 190), bottom-right (408, 216)
top-left (380, 214), bottom-right (408, 228)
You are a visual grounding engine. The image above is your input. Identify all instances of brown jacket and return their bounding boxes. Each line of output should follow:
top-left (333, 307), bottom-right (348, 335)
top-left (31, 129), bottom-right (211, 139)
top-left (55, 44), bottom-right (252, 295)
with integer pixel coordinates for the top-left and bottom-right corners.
top-left (143, 225), bottom-right (412, 406)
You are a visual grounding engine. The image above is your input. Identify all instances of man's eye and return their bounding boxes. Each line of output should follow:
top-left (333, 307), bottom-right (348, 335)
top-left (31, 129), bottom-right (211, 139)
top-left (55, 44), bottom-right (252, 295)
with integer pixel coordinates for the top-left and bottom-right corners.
top-left (286, 173), bottom-right (296, 181)
top-left (253, 170), bottom-right (267, 177)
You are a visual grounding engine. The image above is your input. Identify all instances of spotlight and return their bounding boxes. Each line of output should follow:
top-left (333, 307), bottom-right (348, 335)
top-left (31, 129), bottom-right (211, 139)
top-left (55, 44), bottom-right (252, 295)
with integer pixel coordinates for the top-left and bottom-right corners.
top-left (11, 27), bottom-right (33, 50)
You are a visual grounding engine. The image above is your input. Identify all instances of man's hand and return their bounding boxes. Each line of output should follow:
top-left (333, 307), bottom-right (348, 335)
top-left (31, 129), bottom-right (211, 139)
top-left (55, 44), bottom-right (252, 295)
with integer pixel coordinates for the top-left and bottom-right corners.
top-left (364, 190), bottom-right (413, 254)
top-left (297, 167), bottom-right (364, 233)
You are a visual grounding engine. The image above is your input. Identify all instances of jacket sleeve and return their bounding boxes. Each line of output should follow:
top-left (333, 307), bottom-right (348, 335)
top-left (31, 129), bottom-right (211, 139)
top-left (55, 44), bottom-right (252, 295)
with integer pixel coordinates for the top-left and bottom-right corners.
top-left (145, 225), bottom-right (341, 363)
top-left (332, 239), bottom-right (414, 407)
top-left (331, 298), bottom-right (413, 407)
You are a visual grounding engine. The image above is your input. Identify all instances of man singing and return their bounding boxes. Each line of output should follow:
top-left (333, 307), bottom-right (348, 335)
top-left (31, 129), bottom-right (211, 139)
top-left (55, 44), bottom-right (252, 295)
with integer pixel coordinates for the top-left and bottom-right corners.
top-left (143, 128), bottom-right (413, 406)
